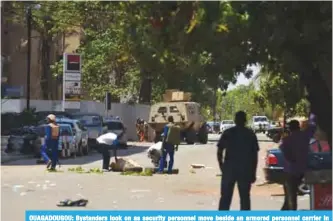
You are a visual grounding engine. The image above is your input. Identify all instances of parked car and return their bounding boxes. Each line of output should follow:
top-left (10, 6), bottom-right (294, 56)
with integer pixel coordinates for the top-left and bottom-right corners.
top-left (72, 113), bottom-right (106, 147)
top-left (251, 116), bottom-right (270, 133)
top-left (6, 126), bottom-right (39, 154)
top-left (206, 124), bottom-right (213, 134)
top-left (34, 124), bottom-right (77, 157)
top-left (55, 118), bottom-right (89, 155)
top-left (103, 118), bottom-right (128, 147)
top-left (35, 111), bottom-right (73, 123)
top-left (207, 121), bottom-right (220, 134)
top-left (263, 138), bottom-right (332, 195)
top-left (219, 120), bottom-right (235, 134)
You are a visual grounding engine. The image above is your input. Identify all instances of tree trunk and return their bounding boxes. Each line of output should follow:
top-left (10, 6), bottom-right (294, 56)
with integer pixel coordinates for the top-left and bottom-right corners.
top-left (302, 70), bottom-right (332, 149)
top-left (40, 36), bottom-right (51, 100)
top-left (139, 76), bottom-right (152, 104)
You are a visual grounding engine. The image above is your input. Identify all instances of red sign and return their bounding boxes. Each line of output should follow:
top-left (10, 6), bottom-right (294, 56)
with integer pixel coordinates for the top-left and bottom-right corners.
top-left (312, 184), bottom-right (332, 210)
top-left (66, 54), bottom-right (81, 72)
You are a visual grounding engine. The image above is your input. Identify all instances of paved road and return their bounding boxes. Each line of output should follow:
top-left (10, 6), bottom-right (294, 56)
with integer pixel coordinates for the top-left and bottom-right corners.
top-left (1, 133), bottom-right (309, 220)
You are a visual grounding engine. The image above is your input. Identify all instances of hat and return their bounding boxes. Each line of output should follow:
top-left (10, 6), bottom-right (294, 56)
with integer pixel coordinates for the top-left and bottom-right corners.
top-left (47, 114), bottom-right (56, 121)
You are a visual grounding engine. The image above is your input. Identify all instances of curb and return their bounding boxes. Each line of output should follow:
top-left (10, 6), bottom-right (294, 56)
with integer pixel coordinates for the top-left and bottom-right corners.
top-left (1, 154), bottom-right (33, 164)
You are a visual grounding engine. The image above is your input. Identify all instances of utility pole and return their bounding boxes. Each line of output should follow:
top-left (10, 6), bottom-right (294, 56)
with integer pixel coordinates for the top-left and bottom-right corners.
top-left (26, 6), bottom-right (32, 110)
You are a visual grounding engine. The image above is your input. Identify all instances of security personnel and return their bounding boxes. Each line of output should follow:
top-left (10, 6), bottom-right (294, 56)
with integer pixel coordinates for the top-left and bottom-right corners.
top-left (217, 111), bottom-right (259, 210)
top-left (45, 114), bottom-right (60, 170)
top-left (158, 116), bottom-right (178, 174)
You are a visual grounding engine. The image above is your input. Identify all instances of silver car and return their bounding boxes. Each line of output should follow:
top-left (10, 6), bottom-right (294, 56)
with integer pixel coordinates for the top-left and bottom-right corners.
top-left (56, 118), bottom-right (89, 155)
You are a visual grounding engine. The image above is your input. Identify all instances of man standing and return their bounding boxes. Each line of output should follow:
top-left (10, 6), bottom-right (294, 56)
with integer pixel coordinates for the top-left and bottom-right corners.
top-left (158, 116), bottom-right (180, 174)
top-left (217, 111), bottom-right (259, 210)
top-left (279, 115), bottom-right (316, 210)
top-left (45, 114), bottom-right (60, 170)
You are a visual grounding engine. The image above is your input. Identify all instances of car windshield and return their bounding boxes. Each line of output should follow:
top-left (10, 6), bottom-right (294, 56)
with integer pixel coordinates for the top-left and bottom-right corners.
top-left (105, 121), bottom-right (124, 130)
top-left (73, 115), bottom-right (102, 127)
top-left (60, 126), bottom-right (72, 136)
top-left (223, 121), bottom-right (234, 124)
top-left (254, 117), bottom-right (268, 122)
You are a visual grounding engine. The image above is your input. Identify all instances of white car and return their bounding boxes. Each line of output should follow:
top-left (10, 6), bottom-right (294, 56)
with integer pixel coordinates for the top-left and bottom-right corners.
top-left (251, 116), bottom-right (270, 133)
top-left (103, 119), bottom-right (128, 147)
top-left (219, 120), bottom-right (235, 133)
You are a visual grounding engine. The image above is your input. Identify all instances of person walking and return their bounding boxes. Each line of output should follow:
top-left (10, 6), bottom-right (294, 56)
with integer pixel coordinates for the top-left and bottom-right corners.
top-left (96, 130), bottom-right (125, 172)
top-left (45, 114), bottom-right (60, 171)
top-left (158, 116), bottom-right (180, 174)
top-left (217, 111), bottom-right (259, 210)
top-left (279, 114), bottom-right (317, 210)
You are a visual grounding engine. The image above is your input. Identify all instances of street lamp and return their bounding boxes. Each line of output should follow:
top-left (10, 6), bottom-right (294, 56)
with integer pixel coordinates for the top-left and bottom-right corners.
top-left (26, 5), bottom-right (32, 110)
top-left (25, 3), bottom-right (40, 110)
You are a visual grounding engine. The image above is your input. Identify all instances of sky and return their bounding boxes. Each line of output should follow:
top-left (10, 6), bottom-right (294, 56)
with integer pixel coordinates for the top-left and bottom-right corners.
top-left (227, 64), bottom-right (261, 91)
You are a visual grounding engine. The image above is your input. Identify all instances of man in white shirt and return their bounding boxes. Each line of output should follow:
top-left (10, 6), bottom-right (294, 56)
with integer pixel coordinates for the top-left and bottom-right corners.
top-left (97, 131), bottom-right (124, 172)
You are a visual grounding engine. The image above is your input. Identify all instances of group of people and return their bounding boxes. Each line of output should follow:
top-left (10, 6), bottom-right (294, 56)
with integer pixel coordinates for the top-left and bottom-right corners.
top-left (217, 111), bottom-right (321, 211)
top-left (136, 118), bottom-right (148, 142)
top-left (41, 110), bottom-right (325, 210)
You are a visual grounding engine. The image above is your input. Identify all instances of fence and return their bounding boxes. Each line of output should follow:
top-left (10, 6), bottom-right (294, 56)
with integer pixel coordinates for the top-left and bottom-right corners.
top-left (1, 99), bottom-right (150, 141)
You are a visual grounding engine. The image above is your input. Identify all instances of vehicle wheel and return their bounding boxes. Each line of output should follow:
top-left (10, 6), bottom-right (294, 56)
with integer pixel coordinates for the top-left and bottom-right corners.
top-left (198, 125), bottom-right (208, 144)
top-left (185, 129), bottom-right (196, 145)
top-left (82, 142), bottom-right (89, 155)
top-left (298, 182), bottom-right (310, 195)
top-left (77, 141), bottom-right (83, 156)
top-left (154, 132), bottom-right (162, 143)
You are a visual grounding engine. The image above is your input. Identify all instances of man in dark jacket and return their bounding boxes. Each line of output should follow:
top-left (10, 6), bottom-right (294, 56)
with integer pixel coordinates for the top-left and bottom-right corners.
top-left (279, 114), bottom-right (316, 210)
top-left (217, 111), bottom-right (259, 210)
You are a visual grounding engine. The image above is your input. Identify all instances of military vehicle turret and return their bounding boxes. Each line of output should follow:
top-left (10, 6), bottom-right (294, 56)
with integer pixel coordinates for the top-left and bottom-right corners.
top-left (148, 90), bottom-right (208, 144)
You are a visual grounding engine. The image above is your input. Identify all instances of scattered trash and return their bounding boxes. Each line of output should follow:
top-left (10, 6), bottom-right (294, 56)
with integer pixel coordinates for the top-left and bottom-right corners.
top-left (28, 181), bottom-right (36, 184)
top-left (57, 199), bottom-right (88, 207)
top-left (45, 180), bottom-right (50, 183)
top-left (12, 185), bottom-right (24, 192)
top-left (67, 167), bottom-right (103, 174)
top-left (36, 184), bottom-right (41, 188)
top-left (20, 192), bottom-right (27, 196)
top-left (49, 183), bottom-right (56, 187)
top-left (189, 169), bottom-right (196, 174)
top-left (191, 164), bottom-right (205, 169)
top-left (131, 189), bottom-right (151, 193)
top-left (42, 184), bottom-right (48, 190)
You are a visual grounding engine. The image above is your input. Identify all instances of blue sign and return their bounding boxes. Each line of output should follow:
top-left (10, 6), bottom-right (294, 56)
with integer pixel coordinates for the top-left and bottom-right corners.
top-left (25, 211), bottom-right (332, 221)
top-left (2, 85), bottom-right (24, 98)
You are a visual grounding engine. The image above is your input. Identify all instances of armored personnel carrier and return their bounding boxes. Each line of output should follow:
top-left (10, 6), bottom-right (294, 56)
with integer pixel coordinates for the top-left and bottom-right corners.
top-left (148, 90), bottom-right (208, 144)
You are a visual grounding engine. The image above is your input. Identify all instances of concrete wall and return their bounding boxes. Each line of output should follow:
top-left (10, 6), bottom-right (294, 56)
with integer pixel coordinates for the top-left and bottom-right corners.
top-left (1, 99), bottom-right (150, 141)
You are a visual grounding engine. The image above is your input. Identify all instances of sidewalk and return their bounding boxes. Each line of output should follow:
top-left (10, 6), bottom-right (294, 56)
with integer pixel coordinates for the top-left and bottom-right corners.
top-left (1, 152), bottom-right (33, 164)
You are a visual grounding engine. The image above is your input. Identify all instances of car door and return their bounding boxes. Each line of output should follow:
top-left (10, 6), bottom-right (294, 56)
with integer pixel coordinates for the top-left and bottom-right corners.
top-left (74, 123), bottom-right (82, 145)
top-left (77, 121), bottom-right (88, 146)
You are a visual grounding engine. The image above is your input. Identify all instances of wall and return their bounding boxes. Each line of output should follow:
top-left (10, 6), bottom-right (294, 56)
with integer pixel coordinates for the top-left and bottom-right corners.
top-left (1, 99), bottom-right (150, 141)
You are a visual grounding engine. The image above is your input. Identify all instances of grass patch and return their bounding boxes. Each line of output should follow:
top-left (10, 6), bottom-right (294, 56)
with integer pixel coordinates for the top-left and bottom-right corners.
top-left (68, 166), bottom-right (103, 174)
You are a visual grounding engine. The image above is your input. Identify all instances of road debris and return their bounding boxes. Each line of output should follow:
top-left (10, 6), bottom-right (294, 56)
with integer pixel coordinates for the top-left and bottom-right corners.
top-left (191, 164), bottom-right (205, 169)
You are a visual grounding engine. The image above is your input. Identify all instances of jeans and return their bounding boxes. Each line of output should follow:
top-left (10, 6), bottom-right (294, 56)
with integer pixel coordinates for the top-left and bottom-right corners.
top-left (218, 174), bottom-right (252, 210)
top-left (99, 144), bottom-right (117, 170)
top-left (51, 146), bottom-right (58, 169)
top-left (40, 144), bottom-right (50, 163)
top-left (281, 173), bottom-right (303, 210)
top-left (158, 143), bottom-right (174, 173)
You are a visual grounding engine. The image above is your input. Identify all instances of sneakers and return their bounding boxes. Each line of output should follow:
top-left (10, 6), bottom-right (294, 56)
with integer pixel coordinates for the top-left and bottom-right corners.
top-left (102, 169), bottom-right (110, 172)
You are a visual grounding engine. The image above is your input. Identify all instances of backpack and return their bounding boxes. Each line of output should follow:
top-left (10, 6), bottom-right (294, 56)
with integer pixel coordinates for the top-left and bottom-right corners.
top-left (165, 123), bottom-right (181, 145)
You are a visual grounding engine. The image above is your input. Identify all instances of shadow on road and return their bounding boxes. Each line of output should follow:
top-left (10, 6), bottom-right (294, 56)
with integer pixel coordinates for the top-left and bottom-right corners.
top-left (2, 145), bottom-right (150, 166)
top-left (258, 139), bottom-right (274, 143)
